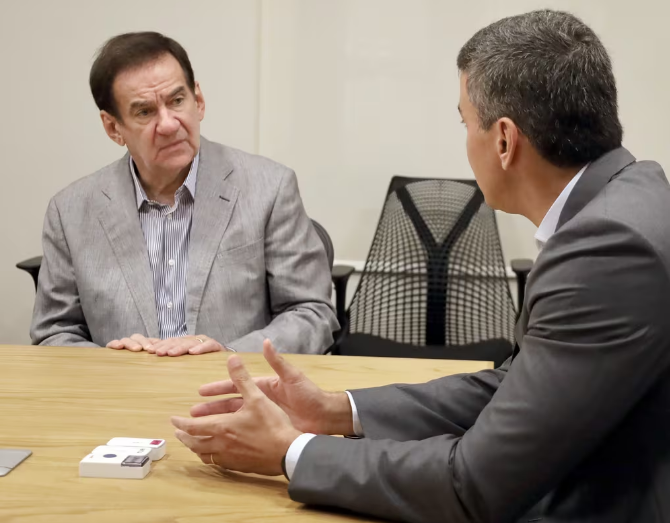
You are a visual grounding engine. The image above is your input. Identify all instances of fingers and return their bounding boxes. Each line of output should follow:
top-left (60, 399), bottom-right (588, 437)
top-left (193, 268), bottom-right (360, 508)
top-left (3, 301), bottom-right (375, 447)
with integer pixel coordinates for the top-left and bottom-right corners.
top-left (171, 416), bottom-right (215, 437)
top-left (152, 338), bottom-right (192, 357)
top-left (189, 338), bottom-right (223, 355)
top-left (107, 336), bottom-right (222, 356)
top-left (199, 380), bottom-right (238, 397)
top-left (173, 428), bottom-right (216, 454)
top-left (199, 376), bottom-right (276, 398)
top-left (227, 355), bottom-right (262, 400)
top-left (196, 453), bottom-right (219, 466)
top-left (263, 339), bottom-right (301, 383)
top-left (190, 397), bottom-right (244, 417)
top-left (151, 336), bottom-right (222, 357)
top-left (120, 337), bottom-right (143, 352)
top-left (144, 338), bottom-right (161, 353)
top-left (130, 333), bottom-right (154, 351)
top-left (106, 334), bottom-right (153, 352)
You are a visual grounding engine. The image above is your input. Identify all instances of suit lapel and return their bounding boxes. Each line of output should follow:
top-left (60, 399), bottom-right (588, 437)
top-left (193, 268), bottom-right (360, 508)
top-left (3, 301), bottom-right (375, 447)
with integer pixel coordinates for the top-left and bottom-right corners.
top-left (185, 138), bottom-right (238, 334)
top-left (513, 147), bottom-right (637, 360)
top-left (556, 147), bottom-right (636, 230)
top-left (97, 154), bottom-right (160, 338)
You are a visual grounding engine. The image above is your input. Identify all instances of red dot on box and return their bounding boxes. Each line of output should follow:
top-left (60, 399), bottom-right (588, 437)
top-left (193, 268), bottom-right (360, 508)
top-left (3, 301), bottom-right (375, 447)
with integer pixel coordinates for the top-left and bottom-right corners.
top-left (150, 440), bottom-right (162, 446)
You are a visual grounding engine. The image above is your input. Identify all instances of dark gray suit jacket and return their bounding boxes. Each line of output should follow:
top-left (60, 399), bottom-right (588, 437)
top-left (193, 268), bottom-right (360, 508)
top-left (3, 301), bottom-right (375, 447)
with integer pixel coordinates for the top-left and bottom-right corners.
top-left (30, 137), bottom-right (338, 353)
top-left (289, 148), bottom-right (670, 522)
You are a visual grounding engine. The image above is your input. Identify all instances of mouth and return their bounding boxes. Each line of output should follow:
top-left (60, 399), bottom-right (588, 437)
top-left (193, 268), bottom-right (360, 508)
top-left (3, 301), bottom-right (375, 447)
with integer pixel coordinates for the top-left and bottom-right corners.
top-left (160, 140), bottom-right (186, 152)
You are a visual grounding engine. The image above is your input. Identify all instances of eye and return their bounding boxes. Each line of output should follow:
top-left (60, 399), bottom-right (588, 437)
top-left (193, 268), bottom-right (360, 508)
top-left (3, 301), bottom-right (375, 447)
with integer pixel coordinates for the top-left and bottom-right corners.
top-left (173, 97), bottom-right (185, 106)
top-left (136, 109), bottom-right (152, 118)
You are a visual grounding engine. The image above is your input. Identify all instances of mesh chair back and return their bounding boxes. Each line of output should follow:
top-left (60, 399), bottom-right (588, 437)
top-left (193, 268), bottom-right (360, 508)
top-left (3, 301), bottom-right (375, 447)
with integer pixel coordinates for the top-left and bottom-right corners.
top-left (348, 177), bottom-right (516, 347)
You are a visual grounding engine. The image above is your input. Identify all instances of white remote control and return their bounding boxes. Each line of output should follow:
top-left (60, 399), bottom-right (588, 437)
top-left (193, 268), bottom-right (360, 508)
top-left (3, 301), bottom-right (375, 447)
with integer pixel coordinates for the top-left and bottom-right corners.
top-left (79, 446), bottom-right (152, 479)
top-left (106, 438), bottom-right (166, 461)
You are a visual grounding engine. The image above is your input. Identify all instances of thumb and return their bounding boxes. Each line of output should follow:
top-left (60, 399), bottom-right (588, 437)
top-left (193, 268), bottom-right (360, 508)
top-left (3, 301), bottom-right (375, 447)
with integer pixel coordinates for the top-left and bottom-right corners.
top-left (263, 339), bottom-right (301, 383)
top-left (227, 354), bottom-right (262, 399)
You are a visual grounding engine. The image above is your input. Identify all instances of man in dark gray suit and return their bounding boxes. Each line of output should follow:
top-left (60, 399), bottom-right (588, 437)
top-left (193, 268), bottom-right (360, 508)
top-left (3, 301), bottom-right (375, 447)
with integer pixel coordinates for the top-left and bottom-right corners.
top-left (31, 32), bottom-right (338, 355)
top-left (172, 10), bottom-right (670, 522)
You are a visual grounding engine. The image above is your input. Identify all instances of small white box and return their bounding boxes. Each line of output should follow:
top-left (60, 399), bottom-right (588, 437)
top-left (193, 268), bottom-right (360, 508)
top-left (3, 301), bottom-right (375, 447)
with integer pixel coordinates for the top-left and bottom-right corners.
top-left (79, 446), bottom-right (151, 479)
top-left (106, 438), bottom-right (166, 461)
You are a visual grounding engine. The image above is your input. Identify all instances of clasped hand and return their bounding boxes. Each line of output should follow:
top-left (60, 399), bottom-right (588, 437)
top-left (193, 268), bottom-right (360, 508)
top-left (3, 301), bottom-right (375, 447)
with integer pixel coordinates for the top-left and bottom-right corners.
top-left (171, 340), bottom-right (354, 476)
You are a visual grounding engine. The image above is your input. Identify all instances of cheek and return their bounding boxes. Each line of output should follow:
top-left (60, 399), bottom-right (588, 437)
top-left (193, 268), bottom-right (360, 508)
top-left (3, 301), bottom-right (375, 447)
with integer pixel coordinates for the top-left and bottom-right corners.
top-left (465, 129), bottom-right (483, 177)
top-left (122, 129), bottom-right (148, 154)
top-left (177, 112), bottom-right (200, 137)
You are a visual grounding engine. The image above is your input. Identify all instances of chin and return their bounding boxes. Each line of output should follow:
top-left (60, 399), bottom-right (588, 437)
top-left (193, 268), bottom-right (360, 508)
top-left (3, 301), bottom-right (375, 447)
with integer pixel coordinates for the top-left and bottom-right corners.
top-left (159, 150), bottom-right (195, 171)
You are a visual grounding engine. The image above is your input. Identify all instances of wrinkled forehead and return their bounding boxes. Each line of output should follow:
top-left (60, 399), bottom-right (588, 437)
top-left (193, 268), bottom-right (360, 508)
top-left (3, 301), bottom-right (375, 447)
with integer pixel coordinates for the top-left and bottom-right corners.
top-left (112, 54), bottom-right (187, 107)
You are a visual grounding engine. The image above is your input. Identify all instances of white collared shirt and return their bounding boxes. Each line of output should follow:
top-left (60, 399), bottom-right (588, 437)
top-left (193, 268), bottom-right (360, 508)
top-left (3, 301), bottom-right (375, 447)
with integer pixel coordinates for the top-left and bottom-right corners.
top-left (534, 164), bottom-right (588, 249)
top-left (130, 153), bottom-right (200, 339)
top-left (285, 164), bottom-right (589, 480)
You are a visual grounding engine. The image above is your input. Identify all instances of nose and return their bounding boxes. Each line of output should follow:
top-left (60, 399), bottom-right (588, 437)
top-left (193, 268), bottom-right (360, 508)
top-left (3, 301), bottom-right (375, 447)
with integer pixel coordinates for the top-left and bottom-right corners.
top-left (155, 106), bottom-right (180, 136)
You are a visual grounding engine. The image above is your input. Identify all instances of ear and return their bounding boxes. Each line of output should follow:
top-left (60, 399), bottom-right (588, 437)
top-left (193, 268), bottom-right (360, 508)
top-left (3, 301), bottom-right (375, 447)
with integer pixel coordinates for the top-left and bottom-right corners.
top-left (194, 81), bottom-right (206, 122)
top-left (494, 117), bottom-right (519, 170)
top-left (100, 111), bottom-right (125, 146)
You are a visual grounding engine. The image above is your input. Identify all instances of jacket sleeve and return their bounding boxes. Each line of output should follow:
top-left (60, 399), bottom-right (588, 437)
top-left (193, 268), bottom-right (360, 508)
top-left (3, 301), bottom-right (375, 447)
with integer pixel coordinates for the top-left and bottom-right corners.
top-left (349, 359), bottom-right (509, 441)
top-left (30, 198), bottom-right (98, 347)
top-left (227, 169), bottom-right (338, 354)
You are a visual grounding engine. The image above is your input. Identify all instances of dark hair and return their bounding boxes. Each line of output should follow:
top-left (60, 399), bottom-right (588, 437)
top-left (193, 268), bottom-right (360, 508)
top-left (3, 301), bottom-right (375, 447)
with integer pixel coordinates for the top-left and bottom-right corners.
top-left (89, 31), bottom-right (196, 120)
top-left (457, 10), bottom-right (623, 167)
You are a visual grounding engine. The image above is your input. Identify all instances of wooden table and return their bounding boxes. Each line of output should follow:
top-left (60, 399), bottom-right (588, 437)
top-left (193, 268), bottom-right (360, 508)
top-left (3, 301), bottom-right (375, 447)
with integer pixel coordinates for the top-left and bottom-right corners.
top-left (0, 346), bottom-right (491, 522)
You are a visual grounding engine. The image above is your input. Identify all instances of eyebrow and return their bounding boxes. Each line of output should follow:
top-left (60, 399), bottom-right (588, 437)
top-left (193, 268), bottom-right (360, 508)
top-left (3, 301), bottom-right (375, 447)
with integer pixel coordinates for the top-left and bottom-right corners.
top-left (129, 99), bottom-right (152, 112)
top-left (128, 86), bottom-right (187, 112)
top-left (168, 86), bottom-right (186, 99)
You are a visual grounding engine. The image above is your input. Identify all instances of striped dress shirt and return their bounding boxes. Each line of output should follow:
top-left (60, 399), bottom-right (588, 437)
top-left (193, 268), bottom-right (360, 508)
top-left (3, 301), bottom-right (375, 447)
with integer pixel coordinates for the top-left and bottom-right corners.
top-left (130, 153), bottom-right (199, 339)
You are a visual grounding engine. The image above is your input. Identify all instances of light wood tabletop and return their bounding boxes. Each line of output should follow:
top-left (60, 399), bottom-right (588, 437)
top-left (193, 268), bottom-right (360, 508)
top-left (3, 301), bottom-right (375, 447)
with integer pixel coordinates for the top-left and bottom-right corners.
top-left (0, 345), bottom-right (492, 522)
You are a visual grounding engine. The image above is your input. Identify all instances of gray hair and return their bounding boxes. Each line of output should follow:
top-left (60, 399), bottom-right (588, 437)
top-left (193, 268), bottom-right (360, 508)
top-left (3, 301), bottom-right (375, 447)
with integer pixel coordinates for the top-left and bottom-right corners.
top-left (458, 10), bottom-right (623, 167)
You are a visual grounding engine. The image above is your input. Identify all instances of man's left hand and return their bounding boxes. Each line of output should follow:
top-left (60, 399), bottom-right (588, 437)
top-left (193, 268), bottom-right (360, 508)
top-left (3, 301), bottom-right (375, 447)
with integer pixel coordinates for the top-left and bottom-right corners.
top-left (147, 335), bottom-right (225, 357)
top-left (171, 354), bottom-right (302, 476)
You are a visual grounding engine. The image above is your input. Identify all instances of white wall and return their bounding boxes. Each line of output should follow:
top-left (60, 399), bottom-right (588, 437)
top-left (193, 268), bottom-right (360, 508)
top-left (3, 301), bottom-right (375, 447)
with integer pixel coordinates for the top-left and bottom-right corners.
top-left (1, 0), bottom-right (669, 343)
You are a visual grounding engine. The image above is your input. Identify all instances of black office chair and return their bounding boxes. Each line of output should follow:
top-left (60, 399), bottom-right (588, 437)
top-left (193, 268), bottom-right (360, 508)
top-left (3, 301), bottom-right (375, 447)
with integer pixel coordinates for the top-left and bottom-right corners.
top-left (17, 219), bottom-right (337, 291)
top-left (329, 176), bottom-right (532, 367)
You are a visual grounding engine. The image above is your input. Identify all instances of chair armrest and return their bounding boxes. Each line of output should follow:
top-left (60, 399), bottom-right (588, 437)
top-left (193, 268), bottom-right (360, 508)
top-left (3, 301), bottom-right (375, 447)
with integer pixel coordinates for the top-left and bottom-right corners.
top-left (16, 255), bottom-right (43, 272)
top-left (332, 265), bottom-right (355, 328)
top-left (16, 255), bottom-right (43, 290)
top-left (510, 258), bottom-right (533, 315)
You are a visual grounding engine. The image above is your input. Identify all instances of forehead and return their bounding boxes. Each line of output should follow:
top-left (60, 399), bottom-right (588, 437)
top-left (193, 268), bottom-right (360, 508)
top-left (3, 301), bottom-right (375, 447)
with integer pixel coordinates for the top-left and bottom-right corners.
top-left (113, 54), bottom-right (187, 104)
top-left (458, 73), bottom-right (474, 114)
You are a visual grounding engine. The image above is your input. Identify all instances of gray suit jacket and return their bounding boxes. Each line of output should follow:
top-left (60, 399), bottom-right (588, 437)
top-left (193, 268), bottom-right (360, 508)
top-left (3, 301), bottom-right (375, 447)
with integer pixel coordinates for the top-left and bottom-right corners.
top-left (31, 137), bottom-right (338, 353)
top-left (289, 148), bottom-right (670, 522)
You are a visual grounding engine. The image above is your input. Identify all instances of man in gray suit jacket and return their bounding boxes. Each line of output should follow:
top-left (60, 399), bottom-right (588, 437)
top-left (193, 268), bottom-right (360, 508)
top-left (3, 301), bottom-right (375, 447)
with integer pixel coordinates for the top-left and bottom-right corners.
top-left (31, 32), bottom-right (338, 355)
top-left (171, 10), bottom-right (670, 523)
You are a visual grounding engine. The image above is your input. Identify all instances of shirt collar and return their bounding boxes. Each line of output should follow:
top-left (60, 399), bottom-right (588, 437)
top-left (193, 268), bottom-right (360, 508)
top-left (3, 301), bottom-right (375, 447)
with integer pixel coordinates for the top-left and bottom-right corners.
top-left (534, 164), bottom-right (588, 249)
top-left (130, 152), bottom-right (200, 209)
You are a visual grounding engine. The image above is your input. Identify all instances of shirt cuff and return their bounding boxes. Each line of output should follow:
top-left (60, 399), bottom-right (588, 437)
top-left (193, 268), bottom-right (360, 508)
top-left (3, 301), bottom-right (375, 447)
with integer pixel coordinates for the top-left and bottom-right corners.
top-left (345, 390), bottom-right (364, 437)
top-left (285, 433), bottom-right (317, 480)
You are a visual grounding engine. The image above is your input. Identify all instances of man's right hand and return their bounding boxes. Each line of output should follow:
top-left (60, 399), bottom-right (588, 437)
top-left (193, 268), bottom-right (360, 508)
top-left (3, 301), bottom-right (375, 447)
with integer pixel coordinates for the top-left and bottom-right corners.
top-left (106, 334), bottom-right (160, 352)
top-left (190, 339), bottom-right (355, 436)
